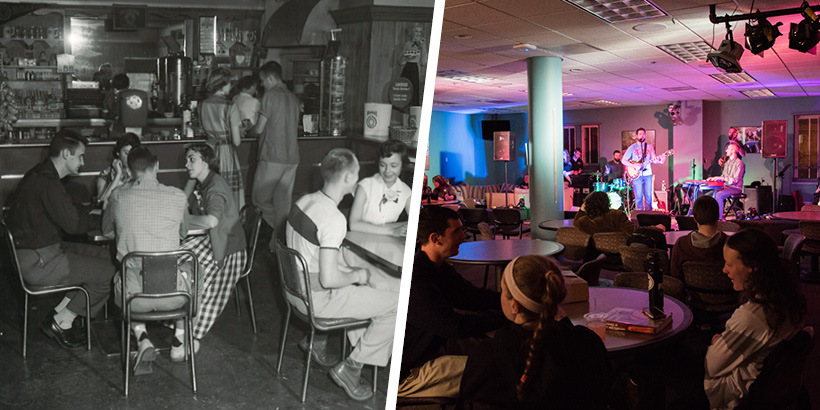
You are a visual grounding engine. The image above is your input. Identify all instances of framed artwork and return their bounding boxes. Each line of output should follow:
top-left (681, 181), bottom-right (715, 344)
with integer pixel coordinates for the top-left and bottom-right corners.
top-left (621, 129), bottom-right (655, 151)
top-left (734, 126), bottom-right (762, 154)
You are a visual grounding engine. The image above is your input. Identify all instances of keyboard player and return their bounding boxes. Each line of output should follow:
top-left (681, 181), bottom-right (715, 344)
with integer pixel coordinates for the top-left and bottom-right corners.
top-left (707, 142), bottom-right (745, 219)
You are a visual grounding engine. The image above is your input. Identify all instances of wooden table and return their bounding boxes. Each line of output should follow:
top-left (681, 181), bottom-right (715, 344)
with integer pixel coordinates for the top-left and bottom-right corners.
top-left (664, 230), bottom-right (736, 248)
top-left (448, 239), bottom-right (564, 287)
top-left (537, 219), bottom-right (575, 231)
top-left (563, 287), bottom-right (692, 356)
top-left (773, 211), bottom-right (820, 221)
top-left (343, 231), bottom-right (405, 278)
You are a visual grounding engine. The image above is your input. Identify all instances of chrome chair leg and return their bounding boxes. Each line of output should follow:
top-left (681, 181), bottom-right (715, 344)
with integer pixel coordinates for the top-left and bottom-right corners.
top-left (277, 307), bottom-right (291, 373)
top-left (188, 316), bottom-right (197, 393)
top-left (22, 294), bottom-right (28, 358)
top-left (301, 329), bottom-right (315, 403)
top-left (245, 279), bottom-right (257, 334)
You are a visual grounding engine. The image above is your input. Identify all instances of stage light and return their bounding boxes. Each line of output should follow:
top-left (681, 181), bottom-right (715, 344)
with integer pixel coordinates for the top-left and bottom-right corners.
top-left (707, 27), bottom-right (744, 73)
top-left (789, 2), bottom-right (820, 52)
top-left (668, 101), bottom-right (683, 126)
top-left (744, 14), bottom-right (783, 54)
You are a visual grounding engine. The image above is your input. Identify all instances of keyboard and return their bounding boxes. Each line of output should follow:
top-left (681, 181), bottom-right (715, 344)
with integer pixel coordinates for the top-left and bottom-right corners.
top-left (682, 179), bottom-right (724, 188)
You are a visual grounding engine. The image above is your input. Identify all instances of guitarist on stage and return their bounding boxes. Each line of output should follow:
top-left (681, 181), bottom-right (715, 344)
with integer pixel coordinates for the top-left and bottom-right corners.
top-left (623, 128), bottom-right (672, 211)
top-left (707, 142), bottom-right (745, 219)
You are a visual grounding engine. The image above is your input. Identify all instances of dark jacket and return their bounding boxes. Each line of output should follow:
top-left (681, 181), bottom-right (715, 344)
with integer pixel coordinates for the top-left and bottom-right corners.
top-left (574, 209), bottom-right (637, 236)
top-left (401, 251), bottom-right (507, 379)
top-left (461, 319), bottom-right (613, 410)
top-left (190, 171), bottom-right (246, 265)
top-left (7, 159), bottom-right (93, 249)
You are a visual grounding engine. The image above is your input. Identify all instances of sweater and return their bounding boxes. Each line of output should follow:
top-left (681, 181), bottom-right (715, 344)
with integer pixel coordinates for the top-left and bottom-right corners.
top-left (574, 209), bottom-right (637, 236)
top-left (669, 231), bottom-right (728, 279)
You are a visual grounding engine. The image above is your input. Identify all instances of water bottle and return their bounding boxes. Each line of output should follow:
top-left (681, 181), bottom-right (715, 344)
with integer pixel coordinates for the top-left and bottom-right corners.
top-left (646, 251), bottom-right (665, 319)
top-left (661, 180), bottom-right (667, 191)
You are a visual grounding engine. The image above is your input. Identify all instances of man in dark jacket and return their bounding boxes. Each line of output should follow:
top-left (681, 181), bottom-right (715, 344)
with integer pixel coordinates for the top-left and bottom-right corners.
top-left (7, 130), bottom-right (115, 349)
top-left (398, 206), bottom-right (507, 397)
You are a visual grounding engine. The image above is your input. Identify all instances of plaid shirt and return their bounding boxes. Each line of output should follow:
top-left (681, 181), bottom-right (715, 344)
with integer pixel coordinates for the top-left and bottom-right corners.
top-left (721, 157), bottom-right (745, 189)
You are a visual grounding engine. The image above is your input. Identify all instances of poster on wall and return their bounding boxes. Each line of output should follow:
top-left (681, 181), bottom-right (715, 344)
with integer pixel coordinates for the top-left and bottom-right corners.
top-left (734, 126), bottom-right (762, 154)
top-left (620, 129), bottom-right (655, 151)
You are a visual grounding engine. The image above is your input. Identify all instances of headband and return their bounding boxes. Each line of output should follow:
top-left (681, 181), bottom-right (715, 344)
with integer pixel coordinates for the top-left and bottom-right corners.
top-left (503, 257), bottom-right (543, 313)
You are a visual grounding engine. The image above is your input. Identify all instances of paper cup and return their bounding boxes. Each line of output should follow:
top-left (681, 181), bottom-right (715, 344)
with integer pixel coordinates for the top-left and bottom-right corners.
top-left (408, 106), bottom-right (422, 129)
top-left (364, 102), bottom-right (392, 141)
top-left (583, 312), bottom-right (608, 341)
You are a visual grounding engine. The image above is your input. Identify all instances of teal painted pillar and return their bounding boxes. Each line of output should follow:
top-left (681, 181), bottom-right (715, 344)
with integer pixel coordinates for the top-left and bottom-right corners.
top-left (528, 56), bottom-right (563, 240)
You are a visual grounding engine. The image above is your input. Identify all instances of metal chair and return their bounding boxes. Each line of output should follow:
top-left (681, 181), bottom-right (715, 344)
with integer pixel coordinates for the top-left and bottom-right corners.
top-left (591, 232), bottom-right (629, 270)
top-left (613, 272), bottom-right (650, 290)
top-left (491, 208), bottom-right (530, 239)
top-left (781, 233), bottom-right (805, 274)
top-left (234, 204), bottom-right (262, 333)
top-left (2, 221), bottom-right (91, 358)
top-left (459, 208), bottom-right (490, 241)
top-left (575, 253), bottom-right (606, 286)
top-left (620, 245), bottom-right (669, 274)
top-left (120, 250), bottom-right (198, 396)
top-left (273, 239), bottom-right (376, 402)
top-left (555, 227), bottom-right (593, 262)
top-left (681, 260), bottom-right (739, 314)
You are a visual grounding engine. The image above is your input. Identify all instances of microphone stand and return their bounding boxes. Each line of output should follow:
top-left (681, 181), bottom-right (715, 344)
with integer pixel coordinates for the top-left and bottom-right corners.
top-left (775, 161), bottom-right (792, 211)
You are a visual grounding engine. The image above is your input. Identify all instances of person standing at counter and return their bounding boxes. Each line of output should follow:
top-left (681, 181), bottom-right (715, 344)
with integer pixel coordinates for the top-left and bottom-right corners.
top-left (7, 130), bottom-right (115, 349)
top-left (183, 143), bottom-right (247, 357)
top-left (349, 140), bottom-right (410, 237)
top-left (231, 75), bottom-right (261, 133)
top-left (251, 61), bottom-right (300, 246)
top-left (96, 132), bottom-right (140, 207)
top-left (199, 68), bottom-right (245, 210)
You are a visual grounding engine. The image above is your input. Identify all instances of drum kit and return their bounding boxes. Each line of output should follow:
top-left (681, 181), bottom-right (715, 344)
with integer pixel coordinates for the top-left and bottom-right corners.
top-left (591, 172), bottom-right (629, 211)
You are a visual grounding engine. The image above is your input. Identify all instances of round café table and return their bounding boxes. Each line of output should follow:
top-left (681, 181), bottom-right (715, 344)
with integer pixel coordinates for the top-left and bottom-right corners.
top-left (448, 239), bottom-right (564, 288)
top-left (563, 287), bottom-right (692, 356)
top-left (422, 199), bottom-right (461, 206)
top-left (773, 211), bottom-right (820, 221)
top-left (537, 219), bottom-right (574, 231)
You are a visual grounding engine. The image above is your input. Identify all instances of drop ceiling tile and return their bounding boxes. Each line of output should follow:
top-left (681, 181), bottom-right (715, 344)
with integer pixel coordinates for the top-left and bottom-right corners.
top-left (443, 3), bottom-right (517, 27)
top-left (441, 20), bottom-right (466, 32)
top-left (441, 27), bottom-right (504, 44)
top-left (480, 0), bottom-right (577, 17)
top-left (473, 19), bottom-right (551, 39)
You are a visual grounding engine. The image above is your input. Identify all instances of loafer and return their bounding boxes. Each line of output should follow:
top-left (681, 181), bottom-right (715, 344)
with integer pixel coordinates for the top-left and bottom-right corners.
top-left (170, 337), bottom-right (199, 363)
top-left (133, 345), bottom-right (156, 376)
top-left (41, 316), bottom-right (84, 349)
top-left (330, 361), bottom-right (373, 401)
top-left (299, 337), bottom-right (337, 368)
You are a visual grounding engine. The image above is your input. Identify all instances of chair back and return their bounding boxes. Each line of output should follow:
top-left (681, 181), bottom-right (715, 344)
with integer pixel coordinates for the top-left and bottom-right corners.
top-left (620, 245), bottom-right (669, 274)
top-left (681, 260), bottom-right (739, 313)
top-left (576, 253), bottom-right (606, 286)
top-left (798, 220), bottom-right (820, 241)
top-left (492, 208), bottom-right (525, 238)
top-left (274, 239), bottom-right (316, 323)
top-left (636, 213), bottom-right (671, 230)
top-left (801, 204), bottom-right (820, 212)
top-left (556, 227), bottom-right (592, 261)
top-left (660, 275), bottom-right (685, 301)
top-left (121, 249), bottom-right (199, 317)
top-left (613, 272), bottom-right (650, 290)
top-left (1, 221), bottom-right (26, 293)
top-left (459, 208), bottom-right (488, 225)
top-left (781, 233), bottom-right (805, 271)
top-left (735, 327), bottom-right (815, 410)
top-left (591, 232), bottom-right (629, 254)
top-left (676, 215), bottom-right (698, 231)
top-left (239, 204), bottom-right (262, 279)
top-left (716, 220), bottom-right (740, 232)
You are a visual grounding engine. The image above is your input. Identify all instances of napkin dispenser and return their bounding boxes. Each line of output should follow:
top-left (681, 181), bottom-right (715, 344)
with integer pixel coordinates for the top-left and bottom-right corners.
top-left (561, 270), bottom-right (589, 303)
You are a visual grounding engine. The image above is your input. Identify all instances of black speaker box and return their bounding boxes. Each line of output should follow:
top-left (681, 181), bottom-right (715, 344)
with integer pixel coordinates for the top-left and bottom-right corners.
top-left (743, 185), bottom-right (773, 215)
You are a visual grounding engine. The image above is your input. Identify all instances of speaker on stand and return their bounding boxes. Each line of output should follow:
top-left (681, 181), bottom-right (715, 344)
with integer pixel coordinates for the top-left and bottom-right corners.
top-left (762, 120), bottom-right (787, 212)
top-left (493, 131), bottom-right (513, 207)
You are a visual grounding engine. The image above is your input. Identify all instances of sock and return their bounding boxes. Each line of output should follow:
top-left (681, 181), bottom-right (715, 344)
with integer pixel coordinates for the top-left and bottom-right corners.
top-left (54, 308), bottom-right (77, 330)
top-left (54, 296), bottom-right (71, 313)
top-left (172, 320), bottom-right (186, 349)
top-left (344, 357), bottom-right (364, 370)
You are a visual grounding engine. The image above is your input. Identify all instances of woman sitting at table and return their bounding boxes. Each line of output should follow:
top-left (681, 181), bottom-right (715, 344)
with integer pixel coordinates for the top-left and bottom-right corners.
top-left (704, 229), bottom-right (806, 410)
top-left (181, 143), bottom-right (247, 360)
top-left (460, 255), bottom-right (612, 409)
top-left (432, 175), bottom-right (457, 201)
top-left (574, 191), bottom-right (638, 236)
top-left (96, 133), bottom-right (140, 206)
top-left (349, 140), bottom-right (411, 237)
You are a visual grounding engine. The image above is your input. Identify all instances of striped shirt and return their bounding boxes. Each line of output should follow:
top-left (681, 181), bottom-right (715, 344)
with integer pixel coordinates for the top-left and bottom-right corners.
top-left (285, 191), bottom-right (346, 292)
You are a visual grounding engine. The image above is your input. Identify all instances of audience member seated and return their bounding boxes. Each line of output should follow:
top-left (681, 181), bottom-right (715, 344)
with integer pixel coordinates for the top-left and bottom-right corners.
top-left (6, 130), bottom-right (115, 349)
top-left (704, 229), bottom-right (806, 410)
top-left (670, 196), bottom-right (728, 280)
top-left (102, 146), bottom-right (192, 375)
top-left (573, 192), bottom-right (639, 236)
top-left (181, 143), bottom-right (248, 359)
top-left (286, 148), bottom-right (398, 401)
top-left (421, 173), bottom-right (433, 201)
top-left (432, 175), bottom-right (457, 201)
top-left (349, 140), bottom-right (410, 237)
top-left (460, 255), bottom-right (613, 409)
top-left (96, 132), bottom-right (141, 207)
top-left (398, 206), bottom-right (507, 398)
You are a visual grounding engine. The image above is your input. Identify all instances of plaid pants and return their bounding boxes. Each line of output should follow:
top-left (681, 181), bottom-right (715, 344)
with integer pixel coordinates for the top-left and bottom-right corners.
top-left (181, 235), bottom-right (246, 339)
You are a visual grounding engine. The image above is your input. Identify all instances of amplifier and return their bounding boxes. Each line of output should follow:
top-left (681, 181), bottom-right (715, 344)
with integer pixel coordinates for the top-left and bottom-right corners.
top-left (744, 185), bottom-right (773, 214)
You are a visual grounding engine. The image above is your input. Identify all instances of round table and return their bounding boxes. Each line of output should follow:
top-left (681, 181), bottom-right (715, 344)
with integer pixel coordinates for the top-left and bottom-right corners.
top-left (537, 219), bottom-right (574, 231)
top-left (773, 211), bottom-right (820, 221)
top-left (422, 199), bottom-right (461, 206)
top-left (563, 287), bottom-right (692, 355)
top-left (448, 239), bottom-right (564, 288)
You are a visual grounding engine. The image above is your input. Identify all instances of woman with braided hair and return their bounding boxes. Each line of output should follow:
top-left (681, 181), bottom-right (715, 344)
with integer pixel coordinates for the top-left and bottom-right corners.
top-left (460, 255), bottom-right (612, 409)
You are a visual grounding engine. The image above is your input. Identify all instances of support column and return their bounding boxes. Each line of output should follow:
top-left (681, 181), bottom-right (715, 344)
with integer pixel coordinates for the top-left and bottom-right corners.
top-left (528, 57), bottom-right (564, 240)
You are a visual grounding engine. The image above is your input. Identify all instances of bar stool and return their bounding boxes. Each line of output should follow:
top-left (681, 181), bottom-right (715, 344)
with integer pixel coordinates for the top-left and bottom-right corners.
top-left (724, 193), bottom-right (747, 219)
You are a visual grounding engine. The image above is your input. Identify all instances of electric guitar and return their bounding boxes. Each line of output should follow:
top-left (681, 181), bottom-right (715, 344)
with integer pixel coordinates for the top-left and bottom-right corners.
top-left (624, 149), bottom-right (674, 180)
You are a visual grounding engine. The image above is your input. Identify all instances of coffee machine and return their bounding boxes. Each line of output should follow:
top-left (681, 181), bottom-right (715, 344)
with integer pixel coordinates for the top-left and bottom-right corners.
top-left (157, 55), bottom-right (192, 116)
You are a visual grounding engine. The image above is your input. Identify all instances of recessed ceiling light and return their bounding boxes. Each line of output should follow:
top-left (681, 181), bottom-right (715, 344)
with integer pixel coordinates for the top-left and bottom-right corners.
top-left (710, 72), bottom-right (756, 84)
top-left (633, 23), bottom-right (666, 32)
top-left (563, 92), bottom-right (574, 96)
top-left (437, 69), bottom-right (497, 83)
top-left (583, 99), bottom-right (621, 106)
top-left (513, 43), bottom-right (537, 51)
top-left (568, 68), bottom-right (583, 72)
top-left (563, 0), bottom-right (667, 23)
top-left (453, 34), bottom-right (473, 40)
top-left (658, 41), bottom-right (714, 63)
top-left (741, 88), bottom-right (775, 98)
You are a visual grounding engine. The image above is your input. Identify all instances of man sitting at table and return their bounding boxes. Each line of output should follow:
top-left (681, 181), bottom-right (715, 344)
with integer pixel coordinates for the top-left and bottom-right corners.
top-left (398, 206), bottom-right (508, 398)
top-left (103, 145), bottom-right (191, 375)
top-left (285, 148), bottom-right (398, 401)
top-left (669, 196), bottom-right (728, 280)
top-left (7, 130), bottom-right (115, 349)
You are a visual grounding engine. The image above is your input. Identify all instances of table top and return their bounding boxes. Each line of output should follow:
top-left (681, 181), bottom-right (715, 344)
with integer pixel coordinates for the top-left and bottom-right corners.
top-left (563, 287), bottom-right (692, 355)
top-left (538, 219), bottom-right (575, 231)
top-left (422, 199), bottom-right (461, 206)
top-left (773, 211), bottom-right (820, 221)
top-left (447, 239), bottom-right (564, 265)
top-left (343, 231), bottom-right (405, 278)
top-left (664, 229), bottom-right (736, 247)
